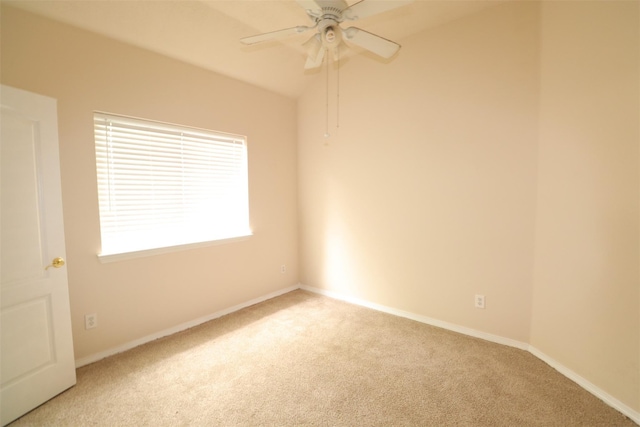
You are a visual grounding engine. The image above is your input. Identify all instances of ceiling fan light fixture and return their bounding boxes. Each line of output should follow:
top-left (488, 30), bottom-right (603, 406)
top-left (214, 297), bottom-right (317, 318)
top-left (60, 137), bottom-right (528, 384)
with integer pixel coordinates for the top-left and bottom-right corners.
top-left (325, 28), bottom-right (335, 43)
top-left (322, 25), bottom-right (342, 48)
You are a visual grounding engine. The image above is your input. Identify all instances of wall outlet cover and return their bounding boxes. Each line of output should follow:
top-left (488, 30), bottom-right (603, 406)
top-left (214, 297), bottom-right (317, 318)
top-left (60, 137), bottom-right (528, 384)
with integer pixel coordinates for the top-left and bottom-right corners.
top-left (85, 313), bottom-right (98, 329)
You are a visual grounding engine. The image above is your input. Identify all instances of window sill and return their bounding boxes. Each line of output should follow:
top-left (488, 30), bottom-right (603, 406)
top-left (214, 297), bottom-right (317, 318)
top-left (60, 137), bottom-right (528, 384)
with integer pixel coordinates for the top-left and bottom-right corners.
top-left (97, 232), bottom-right (253, 263)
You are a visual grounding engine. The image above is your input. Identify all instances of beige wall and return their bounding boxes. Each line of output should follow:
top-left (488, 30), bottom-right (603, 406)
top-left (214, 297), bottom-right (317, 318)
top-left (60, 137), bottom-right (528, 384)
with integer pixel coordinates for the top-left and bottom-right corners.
top-left (299, 1), bottom-right (540, 343)
top-left (1, 6), bottom-right (299, 360)
top-left (299, 0), bottom-right (639, 412)
top-left (531, 1), bottom-right (639, 411)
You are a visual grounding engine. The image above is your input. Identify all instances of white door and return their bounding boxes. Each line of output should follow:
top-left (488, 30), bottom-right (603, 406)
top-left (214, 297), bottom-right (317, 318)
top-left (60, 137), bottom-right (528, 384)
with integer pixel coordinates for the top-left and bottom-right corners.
top-left (1, 85), bottom-right (76, 426)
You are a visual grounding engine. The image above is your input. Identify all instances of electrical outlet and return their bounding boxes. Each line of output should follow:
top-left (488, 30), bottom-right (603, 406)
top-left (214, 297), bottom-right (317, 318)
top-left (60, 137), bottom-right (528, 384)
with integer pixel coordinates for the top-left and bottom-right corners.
top-left (475, 295), bottom-right (486, 309)
top-left (281, 264), bottom-right (286, 274)
top-left (85, 313), bottom-right (98, 329)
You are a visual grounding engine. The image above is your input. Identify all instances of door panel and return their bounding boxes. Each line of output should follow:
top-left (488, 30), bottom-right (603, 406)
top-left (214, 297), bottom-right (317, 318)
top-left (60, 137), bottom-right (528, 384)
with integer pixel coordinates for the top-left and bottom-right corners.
top-left (1, 111), bottom-right (44, 286)
top-left (1, 297), bottom-right (55, 384)
top-left (1, 85), bottom-right (76, 426)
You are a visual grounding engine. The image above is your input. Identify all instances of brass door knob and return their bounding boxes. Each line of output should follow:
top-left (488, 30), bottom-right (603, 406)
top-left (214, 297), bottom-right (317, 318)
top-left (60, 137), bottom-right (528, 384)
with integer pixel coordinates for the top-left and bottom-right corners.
top-left (45, 257), bottom-right (65, 270)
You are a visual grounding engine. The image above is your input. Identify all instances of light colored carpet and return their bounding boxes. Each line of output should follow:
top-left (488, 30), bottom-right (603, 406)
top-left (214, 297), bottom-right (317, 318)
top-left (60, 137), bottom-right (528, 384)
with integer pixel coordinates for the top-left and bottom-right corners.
top-left (10, 290), bottom-right (636, 426)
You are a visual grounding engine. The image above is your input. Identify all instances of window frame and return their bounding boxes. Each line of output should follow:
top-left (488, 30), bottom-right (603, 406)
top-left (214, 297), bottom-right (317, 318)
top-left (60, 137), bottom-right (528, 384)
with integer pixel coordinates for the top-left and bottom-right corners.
top-left (93, 112), bottom-right (252, 262)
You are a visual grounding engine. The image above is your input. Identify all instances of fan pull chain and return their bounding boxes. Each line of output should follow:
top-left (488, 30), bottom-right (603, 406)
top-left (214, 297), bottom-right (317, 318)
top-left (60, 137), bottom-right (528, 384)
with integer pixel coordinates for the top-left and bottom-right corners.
top-left (336, 46), bottom-right (340, 129)
top-left (324, 51), bottom-right (330, 139)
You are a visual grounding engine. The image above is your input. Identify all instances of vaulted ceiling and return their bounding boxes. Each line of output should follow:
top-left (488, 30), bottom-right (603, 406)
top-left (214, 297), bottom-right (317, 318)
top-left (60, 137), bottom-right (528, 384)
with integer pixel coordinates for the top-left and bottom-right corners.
top-left (5, 0), bottom-right (504, 98)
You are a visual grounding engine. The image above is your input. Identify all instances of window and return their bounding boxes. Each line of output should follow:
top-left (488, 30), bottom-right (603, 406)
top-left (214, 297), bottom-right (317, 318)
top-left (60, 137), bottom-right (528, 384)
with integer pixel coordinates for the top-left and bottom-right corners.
top-left (94, 112), bottom-right (251, 259)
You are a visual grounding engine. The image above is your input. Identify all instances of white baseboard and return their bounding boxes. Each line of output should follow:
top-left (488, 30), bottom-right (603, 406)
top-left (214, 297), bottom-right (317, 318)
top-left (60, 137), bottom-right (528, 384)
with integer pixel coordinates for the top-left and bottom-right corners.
top-left (74, 285), bottom-right (299, 368)
top-left (299, 284), bottom-right (529, 351)
top-left (527, 346), bottom-right (640, 425)
top-left (300, 284), bottom-right (640, 425)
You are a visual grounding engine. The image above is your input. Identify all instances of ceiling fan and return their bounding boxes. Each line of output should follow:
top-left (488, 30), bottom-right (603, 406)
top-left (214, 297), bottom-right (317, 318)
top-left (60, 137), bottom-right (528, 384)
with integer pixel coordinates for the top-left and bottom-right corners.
top-left (240, 0), bottom-right (413, 69)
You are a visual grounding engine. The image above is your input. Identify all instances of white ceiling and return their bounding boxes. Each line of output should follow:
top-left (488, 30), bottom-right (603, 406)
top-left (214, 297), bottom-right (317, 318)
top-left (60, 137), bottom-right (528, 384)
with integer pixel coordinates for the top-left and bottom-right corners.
top-left (5, 0), bottom-right (504, 98)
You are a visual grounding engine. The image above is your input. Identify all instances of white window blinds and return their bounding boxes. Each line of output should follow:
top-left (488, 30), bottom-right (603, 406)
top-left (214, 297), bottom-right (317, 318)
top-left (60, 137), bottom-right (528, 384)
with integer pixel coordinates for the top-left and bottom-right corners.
top-left (94, 112), bottom-right (250, 256)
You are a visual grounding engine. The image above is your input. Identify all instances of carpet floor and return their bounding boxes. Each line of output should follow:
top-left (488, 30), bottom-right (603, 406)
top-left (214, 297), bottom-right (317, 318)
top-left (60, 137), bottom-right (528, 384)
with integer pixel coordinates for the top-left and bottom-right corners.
top-left (10, 290), bottom-right (636, 426)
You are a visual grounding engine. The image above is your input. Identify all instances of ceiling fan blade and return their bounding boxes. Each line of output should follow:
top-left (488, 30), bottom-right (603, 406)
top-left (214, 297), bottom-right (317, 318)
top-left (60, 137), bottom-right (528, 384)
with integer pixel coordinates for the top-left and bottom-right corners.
top-left (343, 0), bottom-right (413, 21)
top-left (240, 26), bottom-right (313, 45)
top-left (304, 34), bottom-right (326, 69)
top-left (342, 27), bottom-right (401, 59)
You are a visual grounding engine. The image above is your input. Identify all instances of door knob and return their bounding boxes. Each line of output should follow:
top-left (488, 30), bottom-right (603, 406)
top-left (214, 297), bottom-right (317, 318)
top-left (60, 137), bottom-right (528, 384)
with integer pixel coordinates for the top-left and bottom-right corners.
top-left (45, 257), bottom-right (65, 270)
